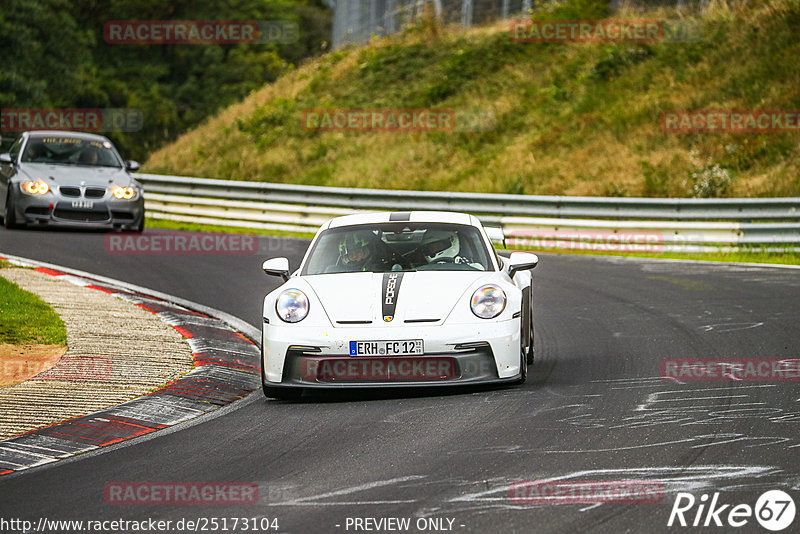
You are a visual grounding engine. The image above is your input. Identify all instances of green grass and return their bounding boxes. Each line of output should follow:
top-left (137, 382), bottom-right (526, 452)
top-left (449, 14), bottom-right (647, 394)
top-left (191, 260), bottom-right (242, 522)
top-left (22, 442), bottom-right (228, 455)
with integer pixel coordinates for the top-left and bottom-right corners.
top-left (144, 0), bottom-right (800, 199)
top-left (653, 251), bottom-right (800, 266)
top-left (0, 276), bottom-right (67, 345)
top-left (508, 245), bottom-right (800, 266)
top-left (145, 216), bottom-right (316, 240)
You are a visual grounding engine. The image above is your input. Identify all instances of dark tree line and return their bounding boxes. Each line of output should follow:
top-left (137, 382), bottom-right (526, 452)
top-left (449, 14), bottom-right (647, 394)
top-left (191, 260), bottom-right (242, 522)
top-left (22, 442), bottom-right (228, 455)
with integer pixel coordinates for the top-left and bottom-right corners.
top-left (0, 0), bottom-right (331, 161)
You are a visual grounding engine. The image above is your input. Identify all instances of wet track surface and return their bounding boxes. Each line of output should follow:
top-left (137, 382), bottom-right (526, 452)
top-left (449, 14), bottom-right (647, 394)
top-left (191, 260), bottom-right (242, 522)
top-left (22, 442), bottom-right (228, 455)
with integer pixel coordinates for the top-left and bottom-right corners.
top-left (1, 227), bottom-right (799, 533)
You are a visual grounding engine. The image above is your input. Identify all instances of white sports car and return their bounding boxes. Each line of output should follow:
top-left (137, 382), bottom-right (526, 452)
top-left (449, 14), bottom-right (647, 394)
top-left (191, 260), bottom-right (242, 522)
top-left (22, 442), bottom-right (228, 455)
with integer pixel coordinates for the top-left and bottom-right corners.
top-left (260, 211), bottom-right (538, 399)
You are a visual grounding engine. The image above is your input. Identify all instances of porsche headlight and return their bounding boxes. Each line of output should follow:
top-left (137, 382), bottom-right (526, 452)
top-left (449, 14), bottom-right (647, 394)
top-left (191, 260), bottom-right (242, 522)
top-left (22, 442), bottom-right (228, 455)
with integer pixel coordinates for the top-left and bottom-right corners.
top-left (21, 180), bottom-right (50, 195)
top-left (470, 285), bottom-right (506, 319)
top-left (276, 289), bottom-right (309, 323)
top-left (112, 185), bottom-right (138, 200)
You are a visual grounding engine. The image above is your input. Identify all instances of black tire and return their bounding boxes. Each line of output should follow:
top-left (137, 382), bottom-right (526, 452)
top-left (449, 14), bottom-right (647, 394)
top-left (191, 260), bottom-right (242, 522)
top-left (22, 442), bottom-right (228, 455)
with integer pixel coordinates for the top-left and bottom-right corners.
top-left (516, 312), bottom-right (529, 384)
top-left (4, 192), bottom-right (19, 230)
top-left (526, 316), bottom-right (535, 365)
top-left (516, 337), bottom-right (528, 384)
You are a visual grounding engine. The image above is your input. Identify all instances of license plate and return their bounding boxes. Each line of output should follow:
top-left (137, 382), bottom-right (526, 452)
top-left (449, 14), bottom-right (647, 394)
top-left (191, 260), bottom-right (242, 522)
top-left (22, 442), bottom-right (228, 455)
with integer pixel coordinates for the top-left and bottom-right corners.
top-left (349, 340), bottom-right (423, 356)
top-left (71, 200), bottom-right (93, 209)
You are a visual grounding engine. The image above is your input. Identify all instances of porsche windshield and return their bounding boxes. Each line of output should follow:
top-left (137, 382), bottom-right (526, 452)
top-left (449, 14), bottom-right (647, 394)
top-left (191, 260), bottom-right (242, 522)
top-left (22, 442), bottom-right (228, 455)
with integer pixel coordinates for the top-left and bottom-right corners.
top-left (303, 223), bottom-right (494, 275)
top-left (21, 136), bottom-right (122, 168)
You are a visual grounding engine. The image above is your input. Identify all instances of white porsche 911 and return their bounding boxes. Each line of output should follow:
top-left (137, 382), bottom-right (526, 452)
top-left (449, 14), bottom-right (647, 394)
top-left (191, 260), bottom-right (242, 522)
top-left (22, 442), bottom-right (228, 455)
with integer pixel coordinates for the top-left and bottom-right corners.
top-left (260, 211), bottom-right (538, 399)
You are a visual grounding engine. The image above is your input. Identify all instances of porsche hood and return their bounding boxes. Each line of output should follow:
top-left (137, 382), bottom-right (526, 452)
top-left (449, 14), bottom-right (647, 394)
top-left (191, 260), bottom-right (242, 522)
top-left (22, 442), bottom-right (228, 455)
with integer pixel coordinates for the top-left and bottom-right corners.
top-left (303, 271), bottom-right (488, 325)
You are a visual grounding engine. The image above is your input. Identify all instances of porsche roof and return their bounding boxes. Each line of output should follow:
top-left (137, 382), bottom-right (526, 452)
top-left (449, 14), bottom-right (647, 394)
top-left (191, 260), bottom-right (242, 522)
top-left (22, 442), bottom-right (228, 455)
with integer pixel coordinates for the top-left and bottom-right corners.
top-left (324, 211), bottom-right (480, 230)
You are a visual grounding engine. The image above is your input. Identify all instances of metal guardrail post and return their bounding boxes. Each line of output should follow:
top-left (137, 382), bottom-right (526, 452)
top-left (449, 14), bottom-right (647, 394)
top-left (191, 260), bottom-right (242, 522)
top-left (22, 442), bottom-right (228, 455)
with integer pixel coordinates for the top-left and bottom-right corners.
top-left (461, 0), bottom-right (473, 27)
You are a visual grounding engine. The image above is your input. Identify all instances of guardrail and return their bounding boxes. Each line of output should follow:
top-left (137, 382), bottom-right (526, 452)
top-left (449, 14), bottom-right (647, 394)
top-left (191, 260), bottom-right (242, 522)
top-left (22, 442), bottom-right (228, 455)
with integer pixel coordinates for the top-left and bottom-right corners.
top-left (136, 173), bottom-right (800, 253)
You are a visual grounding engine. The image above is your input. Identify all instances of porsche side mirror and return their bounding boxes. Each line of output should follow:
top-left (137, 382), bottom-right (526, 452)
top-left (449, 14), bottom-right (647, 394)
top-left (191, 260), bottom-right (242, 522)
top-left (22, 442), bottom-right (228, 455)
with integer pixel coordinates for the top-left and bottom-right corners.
top-left (507, 252), bottom-right (539, 279)
top-left (126, 160), bottom-right (140, 172)
top-left (263, 257), bottom-right (290, 281)
top-left (0, 153), bottom-right (13, 164)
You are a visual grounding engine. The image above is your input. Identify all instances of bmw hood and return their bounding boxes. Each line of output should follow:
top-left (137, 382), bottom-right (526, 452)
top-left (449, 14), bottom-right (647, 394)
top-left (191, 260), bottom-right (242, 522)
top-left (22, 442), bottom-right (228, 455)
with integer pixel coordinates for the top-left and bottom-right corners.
top-left (18, 162), bottom-right (136, 187)
top-left (303, 271), bottom-right (489, 324)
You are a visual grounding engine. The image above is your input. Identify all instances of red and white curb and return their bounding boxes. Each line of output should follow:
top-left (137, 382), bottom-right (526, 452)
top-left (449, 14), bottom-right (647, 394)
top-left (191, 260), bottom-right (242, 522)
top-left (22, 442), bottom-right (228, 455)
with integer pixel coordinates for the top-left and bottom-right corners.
top-left (0, 254), bottom-right (261, 476)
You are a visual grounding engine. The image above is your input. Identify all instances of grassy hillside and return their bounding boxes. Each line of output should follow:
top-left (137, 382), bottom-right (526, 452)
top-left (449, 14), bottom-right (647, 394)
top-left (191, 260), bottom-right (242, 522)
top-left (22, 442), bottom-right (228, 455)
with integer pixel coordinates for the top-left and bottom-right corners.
top-left (145, 0), bottom-right (800, 198)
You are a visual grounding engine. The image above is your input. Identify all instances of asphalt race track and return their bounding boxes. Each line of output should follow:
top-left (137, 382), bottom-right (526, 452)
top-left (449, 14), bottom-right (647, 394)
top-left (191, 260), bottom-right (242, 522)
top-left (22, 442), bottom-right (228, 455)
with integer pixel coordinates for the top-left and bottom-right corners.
top-left (1, 226), bottom-right (799, 533)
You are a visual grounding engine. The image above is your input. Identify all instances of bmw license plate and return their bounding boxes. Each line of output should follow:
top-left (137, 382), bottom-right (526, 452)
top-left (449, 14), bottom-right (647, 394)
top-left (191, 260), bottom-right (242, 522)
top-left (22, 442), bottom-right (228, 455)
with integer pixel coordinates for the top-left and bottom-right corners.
top-left (71, 200), bottom-right (94, 209)
top-left (349, 340), bottom-right (423, 356)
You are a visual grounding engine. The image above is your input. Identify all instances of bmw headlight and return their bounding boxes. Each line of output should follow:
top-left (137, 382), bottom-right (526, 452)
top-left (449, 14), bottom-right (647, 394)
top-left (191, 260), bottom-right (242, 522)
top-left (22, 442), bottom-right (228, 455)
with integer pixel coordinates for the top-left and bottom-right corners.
top-left (21, 180), bottom-right (50, 195)
top-left (111, 185), bottom-right (138, 200)
top-left (470, 285), bottom-right (506, 319)
top-left (276, 289), bottom-right (309, 323)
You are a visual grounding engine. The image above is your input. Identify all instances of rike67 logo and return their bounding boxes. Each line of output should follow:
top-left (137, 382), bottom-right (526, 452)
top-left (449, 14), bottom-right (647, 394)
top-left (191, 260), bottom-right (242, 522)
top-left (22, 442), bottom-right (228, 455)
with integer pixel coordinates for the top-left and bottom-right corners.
top-left (668, 490), bottom-right (795, 531)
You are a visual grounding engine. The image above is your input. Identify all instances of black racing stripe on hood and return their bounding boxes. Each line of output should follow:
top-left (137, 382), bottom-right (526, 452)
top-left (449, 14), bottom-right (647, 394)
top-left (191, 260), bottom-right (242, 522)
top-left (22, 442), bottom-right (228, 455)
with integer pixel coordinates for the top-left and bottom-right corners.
top-left (381, 272), bottom-right (404, 322)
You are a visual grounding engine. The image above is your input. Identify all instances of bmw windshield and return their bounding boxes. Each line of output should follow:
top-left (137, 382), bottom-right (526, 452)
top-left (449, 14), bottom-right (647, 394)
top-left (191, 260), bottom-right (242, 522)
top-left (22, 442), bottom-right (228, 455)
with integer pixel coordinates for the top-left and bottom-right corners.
top-left (21, 135), bottom-right (123, 168)
top-left (302, 223), bottom-right (494, 275)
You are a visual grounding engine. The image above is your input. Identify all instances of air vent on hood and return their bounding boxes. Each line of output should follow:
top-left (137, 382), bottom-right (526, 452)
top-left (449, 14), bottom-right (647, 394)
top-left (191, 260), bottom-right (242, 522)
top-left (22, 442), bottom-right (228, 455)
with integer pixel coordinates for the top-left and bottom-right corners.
top-left (336, 320), bottom-right (373, 324)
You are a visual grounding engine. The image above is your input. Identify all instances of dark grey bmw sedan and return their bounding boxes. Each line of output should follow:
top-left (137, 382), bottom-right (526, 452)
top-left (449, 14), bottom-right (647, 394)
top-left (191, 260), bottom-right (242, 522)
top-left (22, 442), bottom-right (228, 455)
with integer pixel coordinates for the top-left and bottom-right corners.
top-left (0, 130), bottom-right (144, 231)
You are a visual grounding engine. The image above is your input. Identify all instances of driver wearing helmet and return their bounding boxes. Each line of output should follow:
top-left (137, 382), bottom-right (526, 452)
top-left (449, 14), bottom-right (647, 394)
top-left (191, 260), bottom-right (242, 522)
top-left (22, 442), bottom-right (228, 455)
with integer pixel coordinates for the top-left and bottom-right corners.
top-left (338, 231), bottom-right (389, 272)
top-left (418, 229), bottom-right (482, 269)
top-left (421, 231), bottom-right (459, 263)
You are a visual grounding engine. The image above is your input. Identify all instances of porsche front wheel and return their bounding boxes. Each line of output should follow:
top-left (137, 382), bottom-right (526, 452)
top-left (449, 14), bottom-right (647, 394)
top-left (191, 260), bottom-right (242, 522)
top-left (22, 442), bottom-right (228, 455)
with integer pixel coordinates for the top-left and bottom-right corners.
top-left (517, 319), bottom-right (529, 384)
top-left (517, 343), bottom-right (528, 384)
top-left (526, 316), bottom-right (535, 365)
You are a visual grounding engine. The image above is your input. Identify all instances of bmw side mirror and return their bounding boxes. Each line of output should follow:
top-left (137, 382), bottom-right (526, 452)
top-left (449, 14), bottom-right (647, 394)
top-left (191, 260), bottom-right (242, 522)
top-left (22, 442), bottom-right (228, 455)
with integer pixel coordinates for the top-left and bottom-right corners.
top-left (126, 160), bottom-right (140, 172)
top-left (0, 153), bottom-right (13, 164)
top-left (263, 257), bottom-right (290, 281)
top-left (507, 252), bottom-right (539, 279)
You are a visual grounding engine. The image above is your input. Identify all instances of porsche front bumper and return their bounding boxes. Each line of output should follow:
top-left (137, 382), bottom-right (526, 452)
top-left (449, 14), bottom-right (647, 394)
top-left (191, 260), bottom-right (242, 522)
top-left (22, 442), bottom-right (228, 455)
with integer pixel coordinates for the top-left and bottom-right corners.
top-left (262, 319), bottom-right (523, 388)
